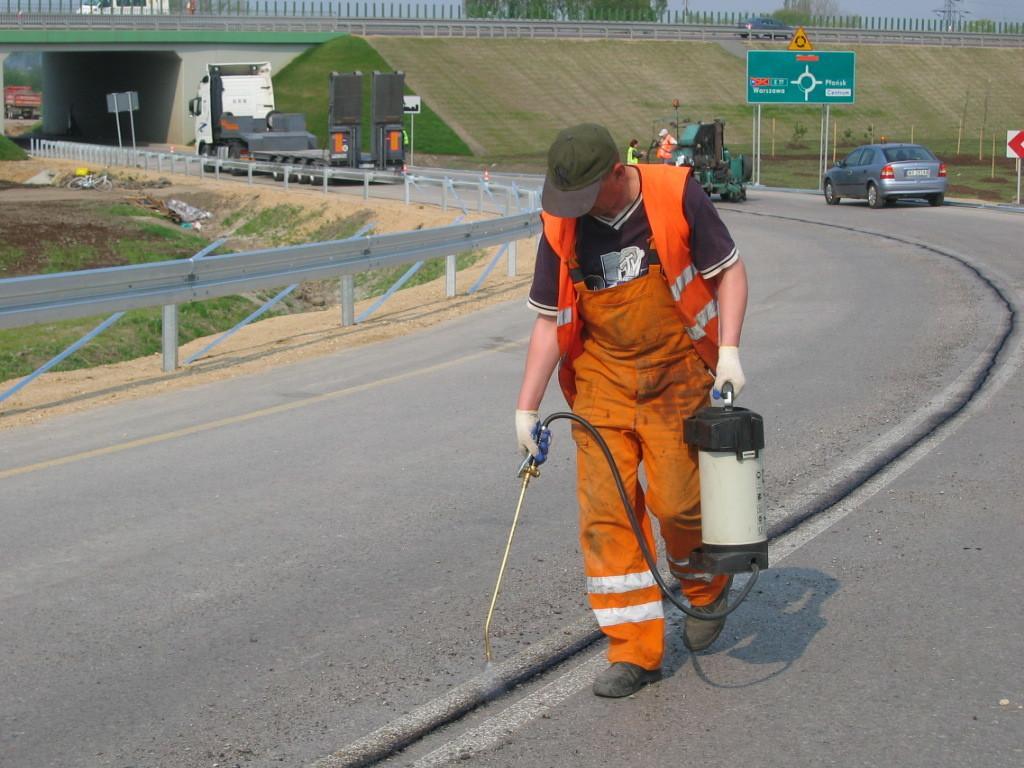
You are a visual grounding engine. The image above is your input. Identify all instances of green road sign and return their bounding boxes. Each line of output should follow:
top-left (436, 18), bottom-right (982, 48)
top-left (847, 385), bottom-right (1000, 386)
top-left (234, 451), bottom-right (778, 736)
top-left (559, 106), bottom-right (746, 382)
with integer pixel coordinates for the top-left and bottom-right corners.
top-left (746, 51), bottom-right (856, 105)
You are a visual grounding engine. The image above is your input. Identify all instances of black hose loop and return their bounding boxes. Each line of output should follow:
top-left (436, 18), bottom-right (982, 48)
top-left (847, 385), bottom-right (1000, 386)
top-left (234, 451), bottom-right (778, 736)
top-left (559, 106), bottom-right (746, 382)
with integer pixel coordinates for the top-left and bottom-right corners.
top-left (540, 411), bottom-right (758, 621)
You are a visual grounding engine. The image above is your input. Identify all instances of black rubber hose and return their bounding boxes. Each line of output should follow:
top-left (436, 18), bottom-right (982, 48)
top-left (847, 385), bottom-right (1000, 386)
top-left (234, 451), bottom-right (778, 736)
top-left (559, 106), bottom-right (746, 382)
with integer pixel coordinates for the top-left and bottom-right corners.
top-left (537, 411), bottom-right (760, 621)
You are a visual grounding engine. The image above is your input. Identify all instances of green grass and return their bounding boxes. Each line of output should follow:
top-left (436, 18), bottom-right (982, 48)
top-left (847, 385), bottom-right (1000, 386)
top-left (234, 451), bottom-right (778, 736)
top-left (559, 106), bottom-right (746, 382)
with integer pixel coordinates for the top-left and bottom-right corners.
top-left (40, 243), bottom-right (98, 274)
top-left (0, 135), bottom-right (27, 161)
top-left (273, 36), bottom-right (470, 156)
top-left (99, 202), bottom-right (163, 219)
top-left (233, 203), bottom-right (318, 244)
top-left (0, 296), bottom-right (273, 382)
top-left (367, 37), bottom-right (1024, 200)
top-left (0, 244), bottom-right (26, 276)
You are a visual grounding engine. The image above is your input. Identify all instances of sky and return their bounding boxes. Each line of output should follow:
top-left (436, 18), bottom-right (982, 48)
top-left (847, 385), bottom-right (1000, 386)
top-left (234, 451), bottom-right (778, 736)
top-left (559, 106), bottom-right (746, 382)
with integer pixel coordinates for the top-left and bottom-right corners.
top-left (681, 1), bottom-right (1024, 23)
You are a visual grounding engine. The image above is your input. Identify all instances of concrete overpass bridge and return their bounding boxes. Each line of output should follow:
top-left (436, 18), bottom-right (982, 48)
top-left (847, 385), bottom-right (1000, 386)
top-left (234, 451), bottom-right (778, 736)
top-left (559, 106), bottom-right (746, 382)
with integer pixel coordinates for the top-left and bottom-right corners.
top-left (3, 10), bottom-right (1022, 146)
top-left (0, 26), bottom-right (341, 145)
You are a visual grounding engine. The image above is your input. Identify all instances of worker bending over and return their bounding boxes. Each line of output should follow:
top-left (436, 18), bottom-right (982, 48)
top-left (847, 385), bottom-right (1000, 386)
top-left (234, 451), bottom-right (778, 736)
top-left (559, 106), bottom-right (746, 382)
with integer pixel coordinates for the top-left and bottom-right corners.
top-left (516, 123), bottom-right (748, 698)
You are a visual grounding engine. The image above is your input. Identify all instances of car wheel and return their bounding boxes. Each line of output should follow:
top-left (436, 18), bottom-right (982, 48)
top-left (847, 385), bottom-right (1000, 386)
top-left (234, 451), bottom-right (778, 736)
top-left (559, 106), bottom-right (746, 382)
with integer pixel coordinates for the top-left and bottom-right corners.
top-left (824, 180), bottom-right (840, 205)
top-left (867, 183), bottom-right (886, 209)
top-left (928, 193), bottom-right (944, 207)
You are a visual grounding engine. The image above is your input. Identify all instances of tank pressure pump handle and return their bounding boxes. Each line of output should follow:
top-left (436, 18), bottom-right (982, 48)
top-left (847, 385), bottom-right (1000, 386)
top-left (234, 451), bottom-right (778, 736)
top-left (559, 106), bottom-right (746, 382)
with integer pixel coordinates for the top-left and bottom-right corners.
top-left (721, 381), bottom-right (735, 410)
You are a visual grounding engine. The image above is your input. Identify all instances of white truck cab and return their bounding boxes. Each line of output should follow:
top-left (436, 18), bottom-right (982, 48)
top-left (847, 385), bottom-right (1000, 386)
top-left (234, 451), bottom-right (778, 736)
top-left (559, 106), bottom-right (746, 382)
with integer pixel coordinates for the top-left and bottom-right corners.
top-left (188, 62), bottom-right (275, 154)
top-left (77, 0), bottom-right (168, 14)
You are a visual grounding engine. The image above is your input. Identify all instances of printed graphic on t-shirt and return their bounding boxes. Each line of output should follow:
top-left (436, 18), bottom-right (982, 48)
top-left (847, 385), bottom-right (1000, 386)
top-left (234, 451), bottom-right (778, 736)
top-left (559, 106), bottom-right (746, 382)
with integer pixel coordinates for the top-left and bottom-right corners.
top-left (598, 245), bottom-right (647, 287)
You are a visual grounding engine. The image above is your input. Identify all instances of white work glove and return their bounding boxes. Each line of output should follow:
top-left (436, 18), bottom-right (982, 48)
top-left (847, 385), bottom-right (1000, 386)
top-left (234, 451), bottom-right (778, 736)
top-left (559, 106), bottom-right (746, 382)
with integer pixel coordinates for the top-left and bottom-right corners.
top-left (713, 346), bottom-right (746, 401)
top-left (515, 409), bottom-right (542, 459)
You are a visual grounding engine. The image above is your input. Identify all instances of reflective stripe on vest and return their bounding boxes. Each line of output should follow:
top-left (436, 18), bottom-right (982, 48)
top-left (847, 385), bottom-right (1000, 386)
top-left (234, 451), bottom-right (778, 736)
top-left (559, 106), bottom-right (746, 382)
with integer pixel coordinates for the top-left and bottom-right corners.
top-left (669, 264), bottom-right (698, 302)
top-left (686, 300), bottom-right (719, 341)
top-left (556, 306), bottom-right (573, 327)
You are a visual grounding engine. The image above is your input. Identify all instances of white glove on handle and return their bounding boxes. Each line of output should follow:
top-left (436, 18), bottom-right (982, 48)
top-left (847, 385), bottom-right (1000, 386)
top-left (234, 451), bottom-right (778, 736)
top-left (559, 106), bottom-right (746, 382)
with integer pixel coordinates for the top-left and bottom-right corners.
top-left (713, 346), bottom-right (746, 400)
top-left (516, 409), bottom-right (540, 457)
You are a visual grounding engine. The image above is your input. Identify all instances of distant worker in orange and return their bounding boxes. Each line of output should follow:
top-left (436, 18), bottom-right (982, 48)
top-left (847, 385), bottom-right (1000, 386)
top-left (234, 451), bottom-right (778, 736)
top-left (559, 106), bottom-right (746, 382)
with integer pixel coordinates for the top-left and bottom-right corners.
top-left (656, 128), bottom-right (678, 163)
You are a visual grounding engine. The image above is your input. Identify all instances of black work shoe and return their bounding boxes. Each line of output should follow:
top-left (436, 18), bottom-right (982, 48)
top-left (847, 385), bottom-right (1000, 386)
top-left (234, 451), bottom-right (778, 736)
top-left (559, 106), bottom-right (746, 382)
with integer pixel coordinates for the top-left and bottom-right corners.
top-left (592, 662), bottom-right (662, 698)
top-left (683, 576), bottom-right (734, 652)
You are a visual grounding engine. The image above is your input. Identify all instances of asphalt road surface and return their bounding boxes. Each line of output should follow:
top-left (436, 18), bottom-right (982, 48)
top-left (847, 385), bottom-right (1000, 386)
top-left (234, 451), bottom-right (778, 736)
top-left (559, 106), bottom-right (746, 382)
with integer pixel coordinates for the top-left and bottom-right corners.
top-left (1, 191), bottom-right (1021, 768)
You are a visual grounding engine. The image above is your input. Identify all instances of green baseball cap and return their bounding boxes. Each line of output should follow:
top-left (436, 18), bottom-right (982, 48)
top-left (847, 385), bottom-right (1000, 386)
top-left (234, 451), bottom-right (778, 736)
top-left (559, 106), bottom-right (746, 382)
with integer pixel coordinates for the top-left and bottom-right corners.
top-left (542, 123), bottom-right (619, 218)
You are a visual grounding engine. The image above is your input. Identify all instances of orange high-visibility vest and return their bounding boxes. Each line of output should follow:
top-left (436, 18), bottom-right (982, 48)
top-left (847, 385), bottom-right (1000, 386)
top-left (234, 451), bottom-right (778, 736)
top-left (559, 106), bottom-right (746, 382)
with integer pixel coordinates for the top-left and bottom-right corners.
top-left (541, 164), bottom-right (720, 405)
top-left (656, 135), bottom-right (676, 160)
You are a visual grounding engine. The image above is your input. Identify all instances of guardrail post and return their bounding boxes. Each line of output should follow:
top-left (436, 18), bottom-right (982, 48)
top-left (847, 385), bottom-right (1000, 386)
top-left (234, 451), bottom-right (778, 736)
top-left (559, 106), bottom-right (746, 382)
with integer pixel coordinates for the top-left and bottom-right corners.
top-left (162, 304), bottom-right (178, 372)
top-left (445, 253), bottom-right (456, 297)
top-left (363, 172), bottom-right (370, 200)
top-left (404, 174), bottom-right (411, 205)
top-left (248, 163), bottom-right (253, 185)
top-left (284, 165), bottom-right (290, 190)
top-left (478, 180), bottom-right (484, 212)
top-left (322, 166), bottom-right (329, 194)
top-left (441, 178), bottom-right (448, 211)
top-left (215, 159), bottom-right (221, 181)
top-left (340, 274), bottom-right (355, 326)
top-left (507, 238), bottom-right (517, 276)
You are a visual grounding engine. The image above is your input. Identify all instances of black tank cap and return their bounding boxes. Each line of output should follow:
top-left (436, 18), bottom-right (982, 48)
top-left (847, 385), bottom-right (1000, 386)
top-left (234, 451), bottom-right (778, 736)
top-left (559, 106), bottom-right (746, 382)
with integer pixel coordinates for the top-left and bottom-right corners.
top-left (684, 405), bottom-right (765, 454)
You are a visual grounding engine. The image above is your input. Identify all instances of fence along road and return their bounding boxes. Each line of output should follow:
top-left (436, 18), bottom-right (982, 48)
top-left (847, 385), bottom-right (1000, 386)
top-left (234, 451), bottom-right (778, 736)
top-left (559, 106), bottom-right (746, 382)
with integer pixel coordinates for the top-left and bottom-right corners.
top-left (1, 13), bottom-right (1022, 47)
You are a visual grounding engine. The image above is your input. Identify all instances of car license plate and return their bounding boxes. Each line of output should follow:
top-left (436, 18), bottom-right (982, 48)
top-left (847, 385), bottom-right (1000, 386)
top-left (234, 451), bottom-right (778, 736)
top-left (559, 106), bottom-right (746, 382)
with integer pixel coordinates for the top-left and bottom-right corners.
top-left (906, 169), bottom-right (930, 177)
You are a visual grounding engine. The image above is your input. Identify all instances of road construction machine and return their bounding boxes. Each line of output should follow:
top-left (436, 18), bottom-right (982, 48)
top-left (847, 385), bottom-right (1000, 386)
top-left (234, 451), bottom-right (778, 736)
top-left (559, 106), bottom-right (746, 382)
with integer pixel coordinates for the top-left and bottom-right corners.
top-left (650, 118), bottom-right (752, 202)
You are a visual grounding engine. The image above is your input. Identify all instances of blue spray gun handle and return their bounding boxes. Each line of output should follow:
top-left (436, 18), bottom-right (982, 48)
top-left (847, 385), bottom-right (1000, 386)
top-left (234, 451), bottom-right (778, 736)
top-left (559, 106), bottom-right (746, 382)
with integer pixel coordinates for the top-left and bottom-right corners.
top-left (517, 421), bottom-right (551, 477)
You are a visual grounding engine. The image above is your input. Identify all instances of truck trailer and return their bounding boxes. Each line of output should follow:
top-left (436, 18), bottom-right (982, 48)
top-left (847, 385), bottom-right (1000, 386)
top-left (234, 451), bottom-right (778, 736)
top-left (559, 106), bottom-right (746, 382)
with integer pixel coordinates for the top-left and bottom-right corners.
top-left (188, 62), bottom-right (406, 178)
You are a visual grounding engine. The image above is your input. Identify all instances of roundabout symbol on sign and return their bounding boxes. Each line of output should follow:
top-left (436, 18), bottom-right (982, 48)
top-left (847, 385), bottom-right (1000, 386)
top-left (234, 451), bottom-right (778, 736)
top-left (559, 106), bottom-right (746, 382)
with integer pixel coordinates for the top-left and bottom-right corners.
top-left (791, 65), bottom-right (822, 102)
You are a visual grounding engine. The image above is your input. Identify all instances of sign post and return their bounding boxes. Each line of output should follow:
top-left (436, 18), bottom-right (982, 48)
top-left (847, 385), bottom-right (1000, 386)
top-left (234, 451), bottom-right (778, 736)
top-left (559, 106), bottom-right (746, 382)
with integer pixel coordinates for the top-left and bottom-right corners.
top-left (106, 91), bottom-right (140, 158)
top-left (747, 51), bottom-right (856, 190)
top-left (1007, 130), bottom-right (1024, 205)
top-left (403, 95), bottom-right (422, 167)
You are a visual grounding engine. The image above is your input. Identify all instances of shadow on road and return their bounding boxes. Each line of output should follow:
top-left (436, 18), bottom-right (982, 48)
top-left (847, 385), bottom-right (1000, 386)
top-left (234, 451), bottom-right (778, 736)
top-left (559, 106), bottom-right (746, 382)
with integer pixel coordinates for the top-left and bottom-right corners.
top-left (664, 566), bottom-right (840, 689)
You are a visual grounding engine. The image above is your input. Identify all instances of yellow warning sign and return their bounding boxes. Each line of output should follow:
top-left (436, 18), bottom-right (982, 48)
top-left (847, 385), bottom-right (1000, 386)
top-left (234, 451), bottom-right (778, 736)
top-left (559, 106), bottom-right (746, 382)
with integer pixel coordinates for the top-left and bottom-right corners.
top-left (788, 26), bottom-right (814, 51)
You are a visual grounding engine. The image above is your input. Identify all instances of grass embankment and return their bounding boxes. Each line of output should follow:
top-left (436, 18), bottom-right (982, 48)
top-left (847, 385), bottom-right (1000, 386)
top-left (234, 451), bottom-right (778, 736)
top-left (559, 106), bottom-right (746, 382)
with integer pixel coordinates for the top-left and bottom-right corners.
top-left (369, 37), bottom-right (1024, 200)
top-left (272, 35), bottom-right (471, 157)
top-left (1, 202), bottom-right (483, 382)
top-left (0, 135), bottom-right (27, 161)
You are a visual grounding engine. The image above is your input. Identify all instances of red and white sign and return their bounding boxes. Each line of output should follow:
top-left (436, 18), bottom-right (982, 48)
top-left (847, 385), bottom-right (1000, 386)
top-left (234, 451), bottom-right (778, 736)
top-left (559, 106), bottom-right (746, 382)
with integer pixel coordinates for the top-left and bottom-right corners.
top-left (1007, 130), bottom-right (1024, 159)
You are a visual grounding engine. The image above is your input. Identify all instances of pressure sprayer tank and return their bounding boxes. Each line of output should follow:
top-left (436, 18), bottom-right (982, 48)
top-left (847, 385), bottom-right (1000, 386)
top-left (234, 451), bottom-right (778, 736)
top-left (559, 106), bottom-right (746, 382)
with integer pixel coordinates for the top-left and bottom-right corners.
top-left (683, 392), bottom-right (768, 574)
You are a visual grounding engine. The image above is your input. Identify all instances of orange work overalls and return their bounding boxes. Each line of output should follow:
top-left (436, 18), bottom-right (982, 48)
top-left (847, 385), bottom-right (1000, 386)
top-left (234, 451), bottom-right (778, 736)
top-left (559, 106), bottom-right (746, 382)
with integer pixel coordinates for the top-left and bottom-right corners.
top-left (572, 265), bottom-right (730, 670)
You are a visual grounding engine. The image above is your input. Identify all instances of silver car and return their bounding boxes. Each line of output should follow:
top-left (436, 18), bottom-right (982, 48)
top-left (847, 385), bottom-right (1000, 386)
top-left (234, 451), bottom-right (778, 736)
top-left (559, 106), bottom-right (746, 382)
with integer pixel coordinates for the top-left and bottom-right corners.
top-left (823, 143), bottom-right (948, 208)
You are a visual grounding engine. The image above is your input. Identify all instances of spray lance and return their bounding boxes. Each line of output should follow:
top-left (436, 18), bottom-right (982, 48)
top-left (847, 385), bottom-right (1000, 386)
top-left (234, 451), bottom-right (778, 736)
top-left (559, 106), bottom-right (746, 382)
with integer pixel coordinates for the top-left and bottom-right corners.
top-left (483, 383), bottom-right (767, 664)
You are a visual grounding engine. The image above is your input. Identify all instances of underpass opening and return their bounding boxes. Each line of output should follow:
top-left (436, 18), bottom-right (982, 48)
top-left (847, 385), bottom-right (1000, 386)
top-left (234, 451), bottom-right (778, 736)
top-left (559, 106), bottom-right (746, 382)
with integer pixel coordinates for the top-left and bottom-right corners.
top-left (42, 50), bottom-right (180, 145)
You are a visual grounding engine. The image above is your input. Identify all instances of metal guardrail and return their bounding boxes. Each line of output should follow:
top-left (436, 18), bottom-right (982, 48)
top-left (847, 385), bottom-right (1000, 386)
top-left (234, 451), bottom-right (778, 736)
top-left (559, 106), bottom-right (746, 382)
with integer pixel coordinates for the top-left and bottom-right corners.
top-left (0, 137), bottom-right (540, 397)
top-left (28, 139), bottom-right (538, 215)
top-left (0, 211), bottom-right (540, 330)
top-left (1, 15), bottom-right (1022, 47)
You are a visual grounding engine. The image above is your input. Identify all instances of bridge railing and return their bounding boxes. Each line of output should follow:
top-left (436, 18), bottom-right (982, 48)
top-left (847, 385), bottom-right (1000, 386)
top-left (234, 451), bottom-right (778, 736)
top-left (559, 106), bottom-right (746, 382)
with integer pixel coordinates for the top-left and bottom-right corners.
top-left (1, 13), bottom-right (1022, 46)
top-left (1, 3), bottom-right (1023, 36)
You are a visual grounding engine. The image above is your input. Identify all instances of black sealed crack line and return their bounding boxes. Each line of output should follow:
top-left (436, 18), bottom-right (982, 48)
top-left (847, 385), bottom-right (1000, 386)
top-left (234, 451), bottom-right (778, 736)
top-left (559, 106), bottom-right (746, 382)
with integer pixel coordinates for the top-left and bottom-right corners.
top-left (313, 214), bottom-right (1017, 768)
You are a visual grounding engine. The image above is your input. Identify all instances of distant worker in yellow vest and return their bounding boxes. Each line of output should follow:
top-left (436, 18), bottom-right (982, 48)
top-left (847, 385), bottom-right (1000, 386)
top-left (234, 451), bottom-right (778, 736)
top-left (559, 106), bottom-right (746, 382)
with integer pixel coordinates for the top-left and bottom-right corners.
top-left (626, 139), bottom-right (645, 165)
top-left (656, 128), bottom-right (678, 163)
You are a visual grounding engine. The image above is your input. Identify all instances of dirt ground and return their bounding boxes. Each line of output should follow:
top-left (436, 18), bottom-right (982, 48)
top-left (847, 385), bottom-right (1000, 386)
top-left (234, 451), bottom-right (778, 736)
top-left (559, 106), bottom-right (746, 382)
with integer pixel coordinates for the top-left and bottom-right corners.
top-left (0, 157), bottom-right (537, 431)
